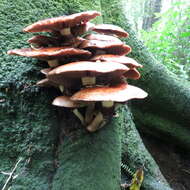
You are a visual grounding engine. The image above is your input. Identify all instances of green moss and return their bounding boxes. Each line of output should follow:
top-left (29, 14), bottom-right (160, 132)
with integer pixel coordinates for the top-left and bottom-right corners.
top-left (132, 108), bottom-right (190, 149)
top-left (122, 107), bottom-right (172, 190)
top-left (52, 106), bottom-right (125, 190)
top-left (0, 0), bottom-right (106, 189)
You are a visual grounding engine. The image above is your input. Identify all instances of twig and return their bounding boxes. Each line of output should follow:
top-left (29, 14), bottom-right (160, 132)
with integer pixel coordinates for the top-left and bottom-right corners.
top-left (1, 158), bottom-right (23, 190)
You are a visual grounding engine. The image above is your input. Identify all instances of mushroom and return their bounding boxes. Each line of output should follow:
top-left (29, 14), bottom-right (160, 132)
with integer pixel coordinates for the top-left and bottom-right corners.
top-left (123, 68), bottom-right (141, 80)
top-left (7, 47), bottom-right (91, 67)
top-left (47, 61), bottom-right (130, 87)
top-left (90, 54), bottom-right (143, 68)
top-left (84, 34), bottom-right (122, 43)
top-left (23, 11), bottom-right (101, 36)
top-left (36, 78), bottom-right (58, 88)
top-left (71, 83), bottom-right (147, 132)
top-left (91, 24), bottom-right (129, 38)
top-left (71, 22), bottom-right (95, 37)
top-left (79, 40), bottom-right (131, 55)
top-left (52, 95), bottom-right (87, 124)
top-left (27, 35), bottom-right (59, 47)
top-left (40, 68), bottom-right (52, 75)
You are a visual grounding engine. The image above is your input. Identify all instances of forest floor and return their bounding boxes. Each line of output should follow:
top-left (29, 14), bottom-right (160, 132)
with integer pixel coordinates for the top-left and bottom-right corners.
top-left (141, 133), bottom-right (190, 190)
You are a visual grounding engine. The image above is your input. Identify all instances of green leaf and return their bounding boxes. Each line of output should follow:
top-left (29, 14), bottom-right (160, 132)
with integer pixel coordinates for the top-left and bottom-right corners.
top-left (180, 32), bottom-right (190, 37)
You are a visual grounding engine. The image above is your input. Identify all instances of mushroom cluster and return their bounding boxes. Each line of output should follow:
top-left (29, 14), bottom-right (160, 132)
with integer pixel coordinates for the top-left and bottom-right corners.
top-left (8, 11), bottom-right (147, 132)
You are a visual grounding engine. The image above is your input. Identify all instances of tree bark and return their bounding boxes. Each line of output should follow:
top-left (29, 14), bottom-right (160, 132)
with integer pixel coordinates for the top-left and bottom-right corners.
top-left (52, 107), bottom-right (124, 190)
top-left (142, 0), bottom-right (162, 30)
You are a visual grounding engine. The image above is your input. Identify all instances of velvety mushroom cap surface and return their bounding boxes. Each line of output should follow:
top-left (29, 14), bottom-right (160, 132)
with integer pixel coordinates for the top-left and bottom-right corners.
top-left (92, 24), bottom-right (129, 38)
top-left (47, 61), bottom-right (129, 82)
top-left (23, 11), bottom-right (101, 32)
top-left (84, 34), bottom-right (122, 43)
top-left (90, 54), bottom-right (142, 68)
top-left (8, 47), bottom-right (91, 60)
top-left (71, 83), bottom-right (148, 102)
top-left (80, 40), bottom-right (131, 55)
top-left (52, 95), bottom-right (85, 108)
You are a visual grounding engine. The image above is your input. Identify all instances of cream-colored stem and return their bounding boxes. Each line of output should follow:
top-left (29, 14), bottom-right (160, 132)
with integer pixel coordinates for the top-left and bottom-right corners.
top-left (102, 101), bottom-right (114, 108)
top-left (60, 28), bottom-right (71, 36)
top-left (59, 85), bottom-right (64, 93)
top-left (73, 109), bottom-right (85, 125)
top-left (86, 112), bottom-right (104, 132)
top-left (81, 77), bottom-right (96, 86)
top-left (47, 60), bottom-right (59, 67)
top-left (85, 103), bottom-right (95, 124)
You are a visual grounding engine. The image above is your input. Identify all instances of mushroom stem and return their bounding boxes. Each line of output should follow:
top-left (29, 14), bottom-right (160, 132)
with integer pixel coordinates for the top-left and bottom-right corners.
top-left (60, 28), bottom-right (71, 36)
top-left (86, 111), bottom-right (104, 132)
top-left (59, 85), bottom-right (64, 93)
top-left (48, 60), bottom-right (59, 67)
top-left (73, 108), bottom-right (85, 125)
top-left (85, 102), bottom-right (95, 124)
top-left (102, 101), bottom-right (114, 108)
top-left (81, 77), bottom-right (96, 86)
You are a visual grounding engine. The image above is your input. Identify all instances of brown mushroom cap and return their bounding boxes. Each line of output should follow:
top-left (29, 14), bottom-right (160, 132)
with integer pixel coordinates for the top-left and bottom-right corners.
top-left (90, 54), bottom-right (142, 68)
top-left (23, 11), bottom-right (101, 33)
top-left (27, 35), bottom-right (59, 47)
top-left (52, 95), bottom-right (86, 108)
top-left (92, 24), bottom-right (129, 38)
top-left (79, 40), bottom-right (131, 55)
top-left (124, 68), bottom-right (141, 80)
top-left (40, 68), bottom-right (52, 75)
top-left (84, 34), bottom-right (122, 43)
top-left (47, 61), bottom-right (129, 84)
top-left (71, 83), bottom-right (148, 102)
top-left (7, 47), bottom-right (91, 60)
top-left (36, 78), bottom-right (58, 87)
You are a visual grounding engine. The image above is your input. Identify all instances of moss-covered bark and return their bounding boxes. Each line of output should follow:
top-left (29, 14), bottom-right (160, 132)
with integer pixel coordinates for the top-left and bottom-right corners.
top-left (0, 0), bottom-right (102, 189)
top-left (52, 107), bottom-right (124, 190)
top-left (100, 0), bottom-right (190, 149)
top-left (122, 106), bottom-right (172, 190)
top-left (0, 0), bottom-right (179, 189)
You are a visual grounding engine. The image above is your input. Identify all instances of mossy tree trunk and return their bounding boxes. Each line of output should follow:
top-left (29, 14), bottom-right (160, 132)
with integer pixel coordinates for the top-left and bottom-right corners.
top-left (0, 0), bottom-right (188, 189)
top-left (100, 0), bottom-right (190, 149)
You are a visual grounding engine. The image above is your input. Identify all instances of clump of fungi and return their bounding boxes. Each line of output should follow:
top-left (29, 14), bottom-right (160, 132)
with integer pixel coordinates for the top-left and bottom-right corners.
top-left (8, 11), bottom-right (148, 132)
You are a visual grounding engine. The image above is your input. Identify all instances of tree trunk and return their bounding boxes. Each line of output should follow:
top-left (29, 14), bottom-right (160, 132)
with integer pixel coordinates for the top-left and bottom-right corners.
top-left (100, 0), bottom-right (190, 149)
top-left (1, 0), bottom-right (187, 189)
top-left (142, 0), bottom-right (162, 30)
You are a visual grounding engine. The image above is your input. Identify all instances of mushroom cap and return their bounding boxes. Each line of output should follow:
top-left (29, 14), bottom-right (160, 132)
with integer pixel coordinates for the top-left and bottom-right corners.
top-left (40, 68), bottom-right (52, 75)
top-left (84, 34), bottom-right (122, 43)
top-left (90, 54), bottom-right (142, 68)
top-left (80, 40), bottom-right (131, 55)
top-left (27, 35), bottom-right (59, 46)
top-left (23, 11), bottom-right (101, 33)
top-left (124, 68), bottom-right (141, 80)
top-left (47, 61), bottom-right (129, 84)
top-left (71, 83), bottom-right (148, 102)
top-left (36, 78), bottom-right (58, 87)
top-left (92, 24), bottom-right (129, 38)
top-left (7, 47), bottom-right (91, 60)
top-left (52, 95), bottom-right (86, 108)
